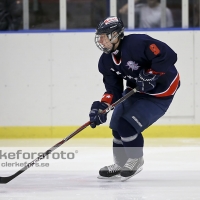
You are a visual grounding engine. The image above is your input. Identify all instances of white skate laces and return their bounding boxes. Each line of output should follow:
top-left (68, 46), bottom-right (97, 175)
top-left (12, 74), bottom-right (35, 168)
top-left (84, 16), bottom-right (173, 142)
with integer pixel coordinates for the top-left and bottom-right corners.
top-left (123, 158), bottom-right (139, 170)
top-left (107, 164), bottom-right (121, 173)
top-left (120, 157), bottom-right (144, 181)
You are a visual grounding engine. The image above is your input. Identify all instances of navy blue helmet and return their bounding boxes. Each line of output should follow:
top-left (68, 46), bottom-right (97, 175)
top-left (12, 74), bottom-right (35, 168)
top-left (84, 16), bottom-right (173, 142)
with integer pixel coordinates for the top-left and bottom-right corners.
top-left (95, 16), bottom-right (124, 54)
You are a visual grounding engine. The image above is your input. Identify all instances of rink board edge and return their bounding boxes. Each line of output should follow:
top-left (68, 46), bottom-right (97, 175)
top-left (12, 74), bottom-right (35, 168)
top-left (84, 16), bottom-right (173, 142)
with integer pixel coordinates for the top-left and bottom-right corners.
top-left (0, 125), bottom-right (200, 138)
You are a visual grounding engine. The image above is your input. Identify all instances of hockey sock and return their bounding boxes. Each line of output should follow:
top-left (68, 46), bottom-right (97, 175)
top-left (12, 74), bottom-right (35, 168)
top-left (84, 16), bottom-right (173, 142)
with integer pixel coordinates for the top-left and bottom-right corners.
top-left (117, 117), bottom-right (144, 159)
top-left (112, 130), bottom-right (128, 167)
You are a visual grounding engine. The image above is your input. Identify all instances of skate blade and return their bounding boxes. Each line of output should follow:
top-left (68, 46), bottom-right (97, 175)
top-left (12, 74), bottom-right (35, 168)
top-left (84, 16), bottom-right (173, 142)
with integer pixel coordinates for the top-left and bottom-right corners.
top-left (97, 174), bottom-right (121, 181)
top-left (121, 167), bottom-right (143, 182)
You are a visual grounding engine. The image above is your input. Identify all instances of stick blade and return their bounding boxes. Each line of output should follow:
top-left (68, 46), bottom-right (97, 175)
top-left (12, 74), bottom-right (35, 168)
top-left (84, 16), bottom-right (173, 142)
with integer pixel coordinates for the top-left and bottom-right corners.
top-left (0, 176), bottom-right (13, 184)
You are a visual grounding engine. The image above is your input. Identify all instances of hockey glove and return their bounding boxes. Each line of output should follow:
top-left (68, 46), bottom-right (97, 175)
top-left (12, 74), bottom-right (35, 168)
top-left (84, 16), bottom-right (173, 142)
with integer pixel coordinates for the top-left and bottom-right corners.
top-left (89, 101), bottom-right (108, 128)
top-left (136, 69), bottom-right (160, 92)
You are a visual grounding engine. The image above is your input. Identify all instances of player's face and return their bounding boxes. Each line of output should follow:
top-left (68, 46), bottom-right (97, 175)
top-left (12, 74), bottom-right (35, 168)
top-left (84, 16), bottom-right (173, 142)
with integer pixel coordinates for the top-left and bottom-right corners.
top-left (98, 34), bottom-right (113, 50)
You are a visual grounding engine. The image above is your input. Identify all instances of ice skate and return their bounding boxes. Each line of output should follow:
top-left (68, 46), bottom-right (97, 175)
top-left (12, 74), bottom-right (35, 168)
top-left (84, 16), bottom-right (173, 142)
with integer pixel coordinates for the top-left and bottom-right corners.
top-left (97, 163), bottom-right (121, 180)
top-left (120, 157), bottom-right (144, 182)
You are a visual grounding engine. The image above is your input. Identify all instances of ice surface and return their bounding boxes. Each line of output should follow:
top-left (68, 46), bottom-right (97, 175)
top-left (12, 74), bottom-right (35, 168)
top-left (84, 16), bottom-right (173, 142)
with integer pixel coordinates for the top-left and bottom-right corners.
top-left (0, 138), bottom-right (200, 200)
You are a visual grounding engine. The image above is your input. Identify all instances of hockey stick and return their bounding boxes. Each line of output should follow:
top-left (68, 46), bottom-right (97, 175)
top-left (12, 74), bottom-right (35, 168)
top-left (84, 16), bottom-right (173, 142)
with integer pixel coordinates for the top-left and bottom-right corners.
top-left (0, 88), bottom-right (137, 184)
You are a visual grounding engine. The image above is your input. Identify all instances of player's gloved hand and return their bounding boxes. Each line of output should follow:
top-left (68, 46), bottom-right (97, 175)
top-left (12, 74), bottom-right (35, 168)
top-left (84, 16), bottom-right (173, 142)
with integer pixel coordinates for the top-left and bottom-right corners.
top-left (136, 69), bottom-right (160, 92)
top-left (89, 101), bottom-right (108, 128)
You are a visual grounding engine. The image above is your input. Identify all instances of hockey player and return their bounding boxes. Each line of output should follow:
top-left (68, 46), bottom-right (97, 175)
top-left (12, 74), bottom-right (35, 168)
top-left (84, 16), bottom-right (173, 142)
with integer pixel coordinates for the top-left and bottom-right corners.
top-left (89, 16), bottom-right (180, 181)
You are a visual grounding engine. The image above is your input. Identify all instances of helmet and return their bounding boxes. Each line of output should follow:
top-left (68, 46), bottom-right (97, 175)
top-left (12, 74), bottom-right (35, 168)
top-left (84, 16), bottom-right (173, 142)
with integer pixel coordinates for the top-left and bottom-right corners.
top-left (95, 16), bottom-right (124, 54)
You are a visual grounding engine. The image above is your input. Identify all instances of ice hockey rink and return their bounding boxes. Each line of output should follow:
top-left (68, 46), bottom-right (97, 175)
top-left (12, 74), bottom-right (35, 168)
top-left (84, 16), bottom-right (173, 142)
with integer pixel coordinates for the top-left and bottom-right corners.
top-left (1, 12), bottom-right (200, 200)
top-left (0, 138), bottom-right (200, 200)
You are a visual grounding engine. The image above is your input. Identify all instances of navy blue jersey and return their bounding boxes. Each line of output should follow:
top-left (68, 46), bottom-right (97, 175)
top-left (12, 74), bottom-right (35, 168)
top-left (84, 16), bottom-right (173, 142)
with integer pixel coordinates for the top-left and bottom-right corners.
top-left (98, 34), bottom-right (180, 104)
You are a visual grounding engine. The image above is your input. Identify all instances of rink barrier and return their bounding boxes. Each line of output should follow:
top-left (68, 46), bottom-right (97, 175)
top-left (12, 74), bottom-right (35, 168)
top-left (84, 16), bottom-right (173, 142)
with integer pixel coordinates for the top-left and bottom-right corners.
top-left (0, 125), bottom-right (200, 138)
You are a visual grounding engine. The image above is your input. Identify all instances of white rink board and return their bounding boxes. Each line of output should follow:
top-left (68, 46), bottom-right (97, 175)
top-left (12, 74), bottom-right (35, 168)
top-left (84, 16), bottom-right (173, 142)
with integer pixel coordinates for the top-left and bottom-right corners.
top-left (0, 33), bottom-right (52, 126)
top-left (51, 32), bottom-right (104, 126)
top-left (194, 31), bottom-right (200, 124)
top-left (0, 30), bottom-right (199, 126)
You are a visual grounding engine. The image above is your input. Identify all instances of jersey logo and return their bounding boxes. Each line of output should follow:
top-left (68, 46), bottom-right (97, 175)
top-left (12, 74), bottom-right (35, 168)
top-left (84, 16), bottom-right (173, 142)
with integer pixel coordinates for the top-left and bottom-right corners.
top-left (149, 44), bottom-right (160, 55)
top-left (126, 61), bottom-right (140, 71)
top-left (104, 17), bottom-right (118, 25)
